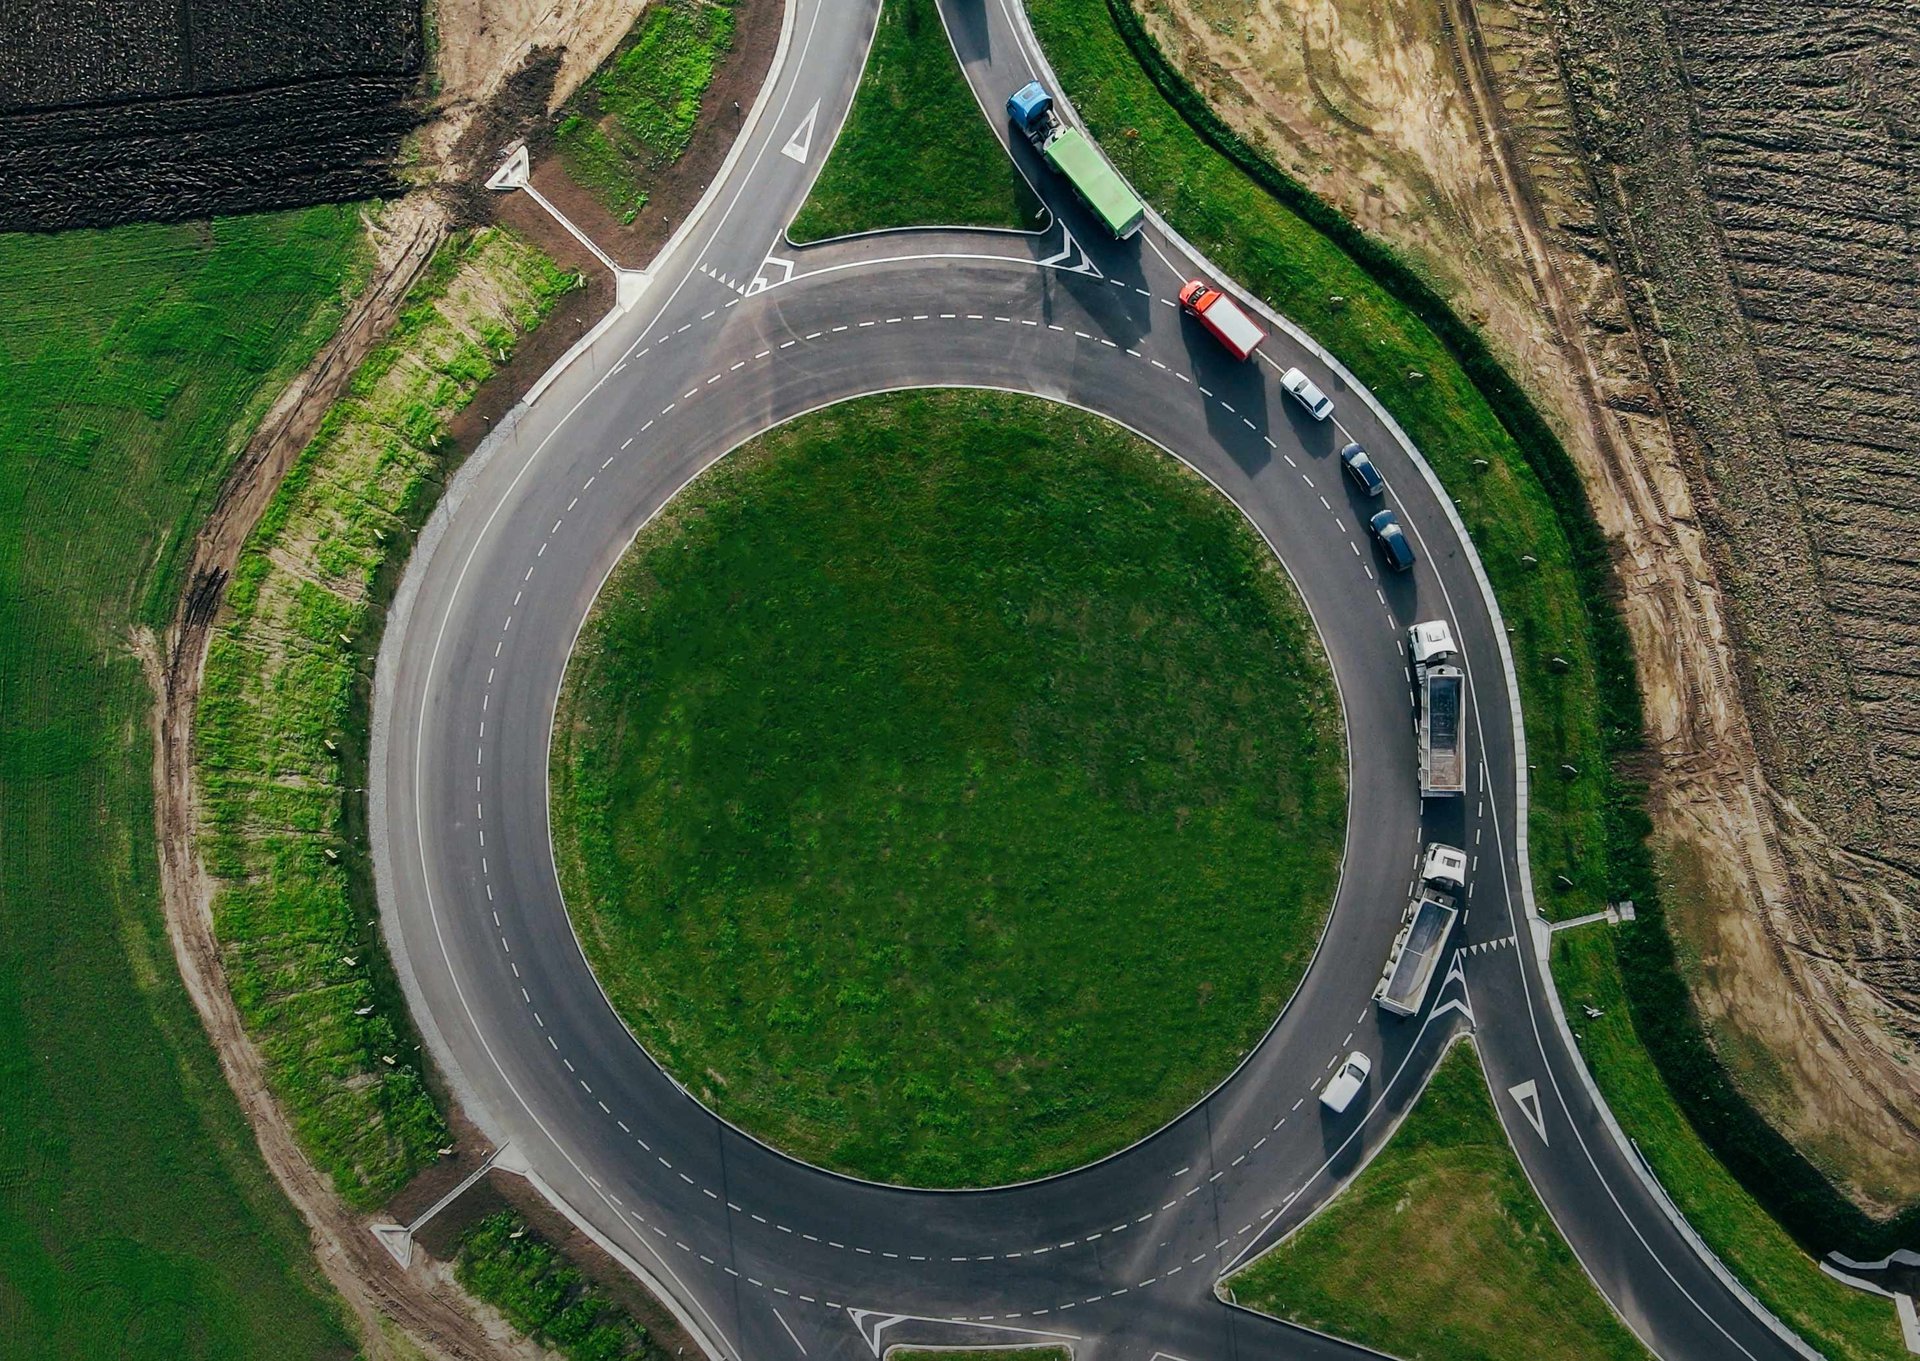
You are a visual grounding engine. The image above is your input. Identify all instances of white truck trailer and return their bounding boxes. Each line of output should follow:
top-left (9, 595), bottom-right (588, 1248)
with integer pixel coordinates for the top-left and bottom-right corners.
top-left (1374, 842), bottom-right (1467, 1017)
top-left (1409, 620), bottom-right (1466, 797)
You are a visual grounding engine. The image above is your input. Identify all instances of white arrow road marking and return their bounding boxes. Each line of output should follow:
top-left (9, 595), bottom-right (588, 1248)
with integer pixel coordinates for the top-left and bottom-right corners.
top-left (1427, 950), bottom-right (1475, 1027)
top-left (782, 100), bottom-right (820, 163)
top-left (1509, 1079), bottom-right (1549, 1144)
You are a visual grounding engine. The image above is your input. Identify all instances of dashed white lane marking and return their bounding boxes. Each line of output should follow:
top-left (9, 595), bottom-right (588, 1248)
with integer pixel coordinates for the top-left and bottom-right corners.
top-left (463, 299), bottom-right (1414, 1300)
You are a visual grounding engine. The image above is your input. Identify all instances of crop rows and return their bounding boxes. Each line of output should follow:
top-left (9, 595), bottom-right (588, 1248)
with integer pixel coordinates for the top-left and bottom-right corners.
top-left (1660, 0), bottom-right (1920, 1015)
top-left (0, 0), bottom-right (419, 229)
top-left (196, 227), bottom-right (575, 1207)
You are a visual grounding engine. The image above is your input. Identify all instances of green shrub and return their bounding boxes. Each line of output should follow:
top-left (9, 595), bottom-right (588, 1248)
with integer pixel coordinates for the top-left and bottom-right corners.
top-left (456, 1213), bottom-right (666, 1361)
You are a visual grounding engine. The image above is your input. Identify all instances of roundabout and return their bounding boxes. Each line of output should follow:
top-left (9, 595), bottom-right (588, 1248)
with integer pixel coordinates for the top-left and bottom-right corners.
top-left (549, 388), bottom-right (1345, 1188)
top-left (370, 0), bottom-right (1826, 1355)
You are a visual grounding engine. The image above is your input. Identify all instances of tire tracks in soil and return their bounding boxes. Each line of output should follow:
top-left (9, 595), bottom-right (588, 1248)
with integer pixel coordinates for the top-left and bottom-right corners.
top-left (1437, 0), bottom-right (1919, 1145)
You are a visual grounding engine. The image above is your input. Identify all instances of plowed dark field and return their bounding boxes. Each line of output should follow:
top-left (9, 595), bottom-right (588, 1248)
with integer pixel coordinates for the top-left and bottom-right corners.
top-left (1551, 0), bottom-right (1920, 1205)
top-left (0, 0), bottom-right (421, 230)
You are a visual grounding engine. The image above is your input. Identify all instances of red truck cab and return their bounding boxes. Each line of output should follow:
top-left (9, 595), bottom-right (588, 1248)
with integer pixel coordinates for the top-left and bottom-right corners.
top-left (1177, 278), bottom-right (1266, 361)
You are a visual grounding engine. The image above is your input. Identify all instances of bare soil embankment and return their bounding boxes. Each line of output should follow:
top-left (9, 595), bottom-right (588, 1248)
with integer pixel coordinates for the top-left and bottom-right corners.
top-left (1545, 0), bottom-right (1920, 1213)
top-left (1136, 0), bottom-right (1918, 1214)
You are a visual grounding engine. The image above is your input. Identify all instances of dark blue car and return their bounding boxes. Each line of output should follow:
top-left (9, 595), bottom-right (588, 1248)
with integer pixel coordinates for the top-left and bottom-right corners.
top-left (1340, 442), bottom-right (1385, 498)
top-left (1369, 509), bottom-right (1416, 572)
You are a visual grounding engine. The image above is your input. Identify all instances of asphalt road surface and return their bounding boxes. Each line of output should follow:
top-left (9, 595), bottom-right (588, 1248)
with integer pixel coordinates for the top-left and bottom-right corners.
top-left (371, 0), bottom-right (1819, 1356)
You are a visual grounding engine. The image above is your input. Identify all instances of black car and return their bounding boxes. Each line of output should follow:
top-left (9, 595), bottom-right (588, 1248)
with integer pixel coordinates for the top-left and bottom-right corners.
top-left (1339, 442), bottom-right (1385, 497)
top-left (1369, 509), bottom-right (1416, 572)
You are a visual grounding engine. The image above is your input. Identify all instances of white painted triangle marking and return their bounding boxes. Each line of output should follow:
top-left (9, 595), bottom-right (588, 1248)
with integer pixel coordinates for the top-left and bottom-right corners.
top-left (782, 100), bottom-right (820, 163)
top-left (1038, 225), bottom-right (1078, 268)
top-left (845, 1309), bottom-right (904, 1357)
top-left (485, 144), bottom-right (530, 191)
top-left (1509, 1079), bottom-right (1548, 1144)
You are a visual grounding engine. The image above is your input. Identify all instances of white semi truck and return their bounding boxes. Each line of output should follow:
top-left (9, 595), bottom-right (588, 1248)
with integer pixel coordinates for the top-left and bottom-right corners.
top-left (1374, 842), bottom-right (1467, 1017)
top-left (1409, 619), bottom-right (1466, 797)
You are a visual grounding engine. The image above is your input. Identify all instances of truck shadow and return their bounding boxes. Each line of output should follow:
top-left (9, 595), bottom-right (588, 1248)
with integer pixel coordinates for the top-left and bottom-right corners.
top-left (1175, 326), bottom-right (1273, 475)
top-left (941, 0), bottom-right (995, 70)
top-left (1039, 237), bottom-right (1152, 351)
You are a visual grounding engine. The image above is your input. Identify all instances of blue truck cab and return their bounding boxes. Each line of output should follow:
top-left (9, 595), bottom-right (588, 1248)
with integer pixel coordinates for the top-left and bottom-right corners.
top-left (1007, 81), bottom-right (1055, 140)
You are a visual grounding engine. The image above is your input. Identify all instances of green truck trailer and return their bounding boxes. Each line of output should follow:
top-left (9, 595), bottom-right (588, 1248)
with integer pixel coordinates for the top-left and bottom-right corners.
top-left (1007, 81), bottom-right (1145, 239)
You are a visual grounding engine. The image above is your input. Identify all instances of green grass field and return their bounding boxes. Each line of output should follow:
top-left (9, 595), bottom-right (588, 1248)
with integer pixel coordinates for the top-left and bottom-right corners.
top-left (556, 0), bottom-right (739, 223)
top-left (0, 209), bottom-right (366, 1356)
top-left (1227, 1043), bottom-right (1650, 1361)
top-left (787, 0), bottom-right (1044, 241)
top-left (1029, 0), bottom-right (1613, 923)
top-left (196, 227), bottom-right (576, 1208)
top-left (457, 1212), bottom-right (670, 1361)
top-left (1554, 932), bottom-right (1907, 1361)
top-left (552, 389), bottom-right (1345, 1187)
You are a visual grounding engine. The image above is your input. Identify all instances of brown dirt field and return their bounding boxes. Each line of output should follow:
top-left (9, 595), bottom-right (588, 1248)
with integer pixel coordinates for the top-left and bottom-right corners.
top-left (500, 0), bottom-right (787, 268)
top-left (1544, 0), bottom-right (1920, 1214)
top-left (143, 0), bottom-right (788, 1355)
top-left (420, 0), bottom-right (654, 179)
top-left (1138, 0), bottom-right (1919, 1213)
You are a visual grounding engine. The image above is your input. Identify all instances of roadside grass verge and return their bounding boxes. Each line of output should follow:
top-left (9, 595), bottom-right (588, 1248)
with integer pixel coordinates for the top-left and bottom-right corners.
top-left (0, 209), bottom-right (365, 1357)
top-left (1040, 5), bottom-right (1910, 1355)
top-left (1030, 0), bottom-right (1619, 923)
top-left (787, 0), bottom-right (1044, 241)
top-left (196, 227), bottom-right (576, 1207)
top-left (457, 1211), bottom-right (671, 1360)
top-left (552, 389), bottom-right (1345, 1187)
top-left (1554, 932), bottom-right (1907, 1361)
top-left (557, 0), bottom-right (739, 223)
top-left (1226, 1043), bottom-right (1650, 1361)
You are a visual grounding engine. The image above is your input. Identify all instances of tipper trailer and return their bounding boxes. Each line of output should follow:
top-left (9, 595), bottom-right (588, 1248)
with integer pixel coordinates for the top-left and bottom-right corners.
top-left (1409, 619), bottom-right (1466, 796)
top-left (1177, 278), bottom-right (1266, 360)
top-left (1007, 82), bottom-right (1146, 239)
top-left (1374, 843), bottom-right (1466, 1017)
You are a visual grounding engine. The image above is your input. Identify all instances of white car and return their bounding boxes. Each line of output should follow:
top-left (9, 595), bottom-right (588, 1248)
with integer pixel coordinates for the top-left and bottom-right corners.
top-left (1281, 366), bottom-right (1334, 421)
top-left (1320, 1050), bottom-right (1372, 1113)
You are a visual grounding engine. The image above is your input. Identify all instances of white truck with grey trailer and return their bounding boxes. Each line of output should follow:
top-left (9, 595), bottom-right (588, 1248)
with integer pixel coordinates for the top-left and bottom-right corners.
top-left (1409, 620), bottom-right (1466, 797)
top-left (1374, 842), bottom-right (1467, 1017)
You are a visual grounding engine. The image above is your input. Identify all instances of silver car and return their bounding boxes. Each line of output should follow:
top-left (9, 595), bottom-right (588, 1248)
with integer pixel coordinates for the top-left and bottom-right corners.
top-left (1280, 366), bottom-right (1334, 421)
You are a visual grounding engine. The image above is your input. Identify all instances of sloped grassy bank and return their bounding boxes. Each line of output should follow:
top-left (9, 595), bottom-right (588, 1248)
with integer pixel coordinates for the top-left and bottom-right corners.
top-left (197, 226), bottom-right (576, 1206)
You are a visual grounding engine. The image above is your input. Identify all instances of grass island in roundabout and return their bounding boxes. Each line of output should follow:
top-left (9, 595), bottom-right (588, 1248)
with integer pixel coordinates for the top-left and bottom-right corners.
top-left (549, 389), bottom-right (1346, 1187)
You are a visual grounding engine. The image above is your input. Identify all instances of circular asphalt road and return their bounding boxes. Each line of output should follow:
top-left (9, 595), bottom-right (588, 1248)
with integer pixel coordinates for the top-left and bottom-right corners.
top-left (371, 1), bottom-right (1822, 1357)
